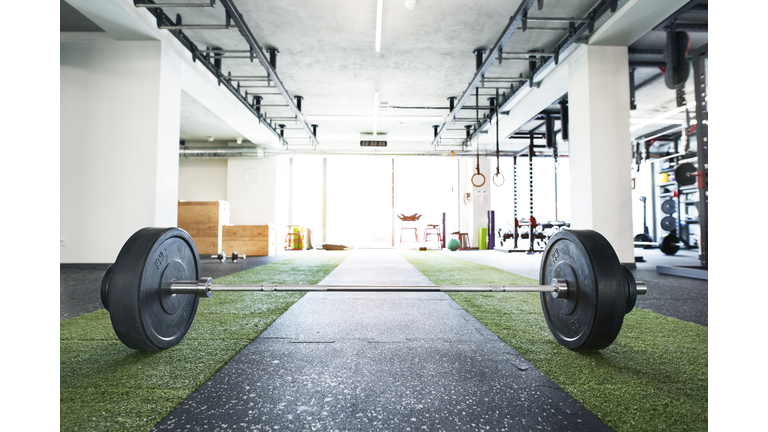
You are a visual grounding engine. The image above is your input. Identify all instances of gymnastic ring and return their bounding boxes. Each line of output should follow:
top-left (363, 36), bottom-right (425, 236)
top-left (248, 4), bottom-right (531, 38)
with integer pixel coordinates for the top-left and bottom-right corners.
top-left (492, 173), bottom-right (505, 186)
top-left (471, 173), bottom-right (486, 188)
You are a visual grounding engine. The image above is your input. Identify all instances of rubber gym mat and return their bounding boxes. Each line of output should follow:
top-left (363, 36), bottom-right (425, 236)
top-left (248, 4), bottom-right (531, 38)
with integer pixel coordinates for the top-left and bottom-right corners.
top-left (399, 249), bottom-right (708, 431)
top-left (60, 251), bottom-right (351, 432)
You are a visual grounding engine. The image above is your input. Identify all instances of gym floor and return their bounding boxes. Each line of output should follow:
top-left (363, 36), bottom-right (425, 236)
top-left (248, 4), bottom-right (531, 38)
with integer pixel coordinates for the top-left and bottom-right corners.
top-left (59, 245), bottom-right (707, 430)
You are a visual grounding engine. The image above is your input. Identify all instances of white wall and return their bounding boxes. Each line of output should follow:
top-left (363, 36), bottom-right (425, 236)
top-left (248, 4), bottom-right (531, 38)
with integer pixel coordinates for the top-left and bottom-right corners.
top-left (178, 158), bottom-right (228, 202)
top-left (61, 34), bottom-right (181, 263)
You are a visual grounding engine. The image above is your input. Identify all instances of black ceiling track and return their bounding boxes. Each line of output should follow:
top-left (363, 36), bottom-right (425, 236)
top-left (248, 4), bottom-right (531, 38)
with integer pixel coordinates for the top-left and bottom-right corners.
top-left (431, 0), bottom-right (625, 151)
top-left (133, 0), bottom-right (319, 148)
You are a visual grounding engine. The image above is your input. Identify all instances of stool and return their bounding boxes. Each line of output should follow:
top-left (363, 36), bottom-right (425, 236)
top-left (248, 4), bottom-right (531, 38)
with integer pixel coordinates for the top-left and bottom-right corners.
top-left (458, 233), bottom-right (471, 250)
top-left (400, 227), bottom-right (419, 243)
top-left (423, 224), bottom-right (442, 249)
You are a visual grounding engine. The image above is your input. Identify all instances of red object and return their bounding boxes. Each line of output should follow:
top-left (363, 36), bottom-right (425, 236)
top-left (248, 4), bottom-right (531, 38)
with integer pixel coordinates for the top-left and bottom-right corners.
top-left (697, 170), bottom-right (704, 189)
top-left (673, 189), bottom-right (679, 198)
top-left (529, 216), bottom-right (538, 228)
top-left (515, 218), bottom-right (520, 228)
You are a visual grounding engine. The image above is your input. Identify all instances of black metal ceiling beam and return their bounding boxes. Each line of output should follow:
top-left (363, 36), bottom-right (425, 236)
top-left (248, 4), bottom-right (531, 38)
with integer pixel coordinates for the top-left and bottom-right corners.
top-left (430, 0), bottom-right (538, 150)
top-left (217, 0), bottom-right (319, 148)
top-left (135, 0), bottom-right (285, 144)
top-left (652, 0), bottom-right (705, 31)
top-left (134, 0), bottom-right (319, 148)
top-left (452, 0), bottom-right (620, 149)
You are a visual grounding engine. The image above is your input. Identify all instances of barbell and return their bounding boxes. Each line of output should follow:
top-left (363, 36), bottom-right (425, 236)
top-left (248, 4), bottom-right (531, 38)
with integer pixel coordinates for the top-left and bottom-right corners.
top-left (100, 227), bottom-right (647, 352)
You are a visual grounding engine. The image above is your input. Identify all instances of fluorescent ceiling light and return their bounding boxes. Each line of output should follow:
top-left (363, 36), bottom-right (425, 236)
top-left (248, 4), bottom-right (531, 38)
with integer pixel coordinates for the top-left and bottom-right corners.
top-left (306, 115), bottom-right (444, 122)
top-left (375, 0), bottom-right (383, 52)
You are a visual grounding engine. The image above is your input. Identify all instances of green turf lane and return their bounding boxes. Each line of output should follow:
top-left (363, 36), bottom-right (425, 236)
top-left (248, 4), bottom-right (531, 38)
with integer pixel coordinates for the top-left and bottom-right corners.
top-left (399, 249), bottom-right (708, 432)
top-left (60, 251), bottom-right (350, 432)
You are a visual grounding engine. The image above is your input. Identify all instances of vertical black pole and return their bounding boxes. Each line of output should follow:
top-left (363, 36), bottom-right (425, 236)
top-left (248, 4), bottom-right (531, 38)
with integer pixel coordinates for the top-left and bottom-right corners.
top-left (559, 98), bottom-right (569, 141)
top-left (513, 156), bottom-right (518, 249)
top-left (442, 212), bottom-right (446, 249)
top-left (488, 210), bottom-right (495, 251)
top-left (267, 48), bottom-right (279, 70)
top-left (692, 46), bottom-right (708, 267)
top-left (528, 132), bottom-right (535, 254)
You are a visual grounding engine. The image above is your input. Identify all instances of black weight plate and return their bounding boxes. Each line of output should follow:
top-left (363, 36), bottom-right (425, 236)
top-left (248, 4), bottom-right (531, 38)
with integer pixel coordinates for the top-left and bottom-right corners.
top-left (660, 233), bottom-right (680, 255)
top-left (675, 163), bottom-right (696, 186)
top-left (539, 230), bottom-right (626, 351)
top-left (100, 265), bottom-right (113, 311)
top-left (661, 199), bottom-right (676, 215)
top-left (661, 216), bottom-right (676, 232)
top-left (634, 233), bottom-right (652, 243)
top-left (107, 227), bottom-right (201, 350)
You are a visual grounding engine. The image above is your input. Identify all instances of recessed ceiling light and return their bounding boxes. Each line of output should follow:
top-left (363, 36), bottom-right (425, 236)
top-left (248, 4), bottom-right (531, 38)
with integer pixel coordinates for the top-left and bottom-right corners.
top-left (405, 0), bottom-right (417, 10)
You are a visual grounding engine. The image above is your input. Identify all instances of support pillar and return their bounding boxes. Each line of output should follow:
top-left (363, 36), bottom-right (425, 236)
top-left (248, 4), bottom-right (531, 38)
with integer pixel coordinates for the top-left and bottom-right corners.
top-left (567, 45), bottom-right (634, 264)
top-left (60, 34), bottom-right (181, 263)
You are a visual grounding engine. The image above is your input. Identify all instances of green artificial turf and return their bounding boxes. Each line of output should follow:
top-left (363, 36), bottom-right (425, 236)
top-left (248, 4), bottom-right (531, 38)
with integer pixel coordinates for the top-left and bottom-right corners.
top-left (60, 251), bottom-right (350, 432)
top-left (399, 250), bottom-right (708, 432)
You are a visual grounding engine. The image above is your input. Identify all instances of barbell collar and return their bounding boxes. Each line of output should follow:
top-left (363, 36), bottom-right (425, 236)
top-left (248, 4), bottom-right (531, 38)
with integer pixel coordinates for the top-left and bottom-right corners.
top-left (168, 278), bottom-right (213, 298)
top-left (636, 281), bottom-right (648, 296)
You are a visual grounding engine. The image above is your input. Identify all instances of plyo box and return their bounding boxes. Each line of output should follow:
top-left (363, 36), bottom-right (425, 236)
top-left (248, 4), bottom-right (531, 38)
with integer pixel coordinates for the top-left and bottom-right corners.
top-left (222, 224), bottom-right (276, 256)
top-left (177, 200), bottom-right (230, 255)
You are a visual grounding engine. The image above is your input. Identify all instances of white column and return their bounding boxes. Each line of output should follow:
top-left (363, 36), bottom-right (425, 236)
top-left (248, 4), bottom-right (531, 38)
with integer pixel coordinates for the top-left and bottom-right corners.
top-left (60, 34), bottom-right (181, 263)
top-left (567, 44), bottom-right (634, 264)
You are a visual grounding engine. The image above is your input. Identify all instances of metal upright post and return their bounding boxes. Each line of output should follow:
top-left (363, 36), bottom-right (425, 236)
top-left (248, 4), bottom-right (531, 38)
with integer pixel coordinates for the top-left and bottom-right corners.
top-left (691, 44), bottom-right (708, 267)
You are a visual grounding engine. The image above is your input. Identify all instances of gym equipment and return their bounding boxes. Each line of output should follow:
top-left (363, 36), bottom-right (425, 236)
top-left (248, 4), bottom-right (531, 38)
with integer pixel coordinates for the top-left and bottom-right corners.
top-left (102, 227), bottom-right (647, 351)
top-left (634, 196), bottom-right (653, 244)
top-left (660, 233), bottom-right (680, 255)
top-left (471, 137), bottom-right (486, 187)
top-left (661, 216), bottom-right (676, 232)
top-left (674, 163), bottom-right (697, 187)
top-left (211, 251), bottom-right (247, 262)
top-left (447, 238), bottom-right (460, 251)
top-left (492, 94), bottom-right (505, 186)
top-left (663, 29), bottom-right (690, 90)
top-left (661, 199), bottom-right (676, 215)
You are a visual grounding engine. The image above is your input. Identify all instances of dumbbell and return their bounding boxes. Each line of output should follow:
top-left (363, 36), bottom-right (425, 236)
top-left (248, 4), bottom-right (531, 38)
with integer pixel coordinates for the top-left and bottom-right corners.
top-left (210, 251), bottom-right (247, 262)
top-left (101, 227), bottom-right (647, 352)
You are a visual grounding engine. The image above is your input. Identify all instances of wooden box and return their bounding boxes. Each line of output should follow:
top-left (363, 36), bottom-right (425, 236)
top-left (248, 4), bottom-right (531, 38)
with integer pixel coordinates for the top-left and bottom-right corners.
top-left (222, 224), bottom-right (276, 256)
top-left (177, 200), bottom-right (230, 254)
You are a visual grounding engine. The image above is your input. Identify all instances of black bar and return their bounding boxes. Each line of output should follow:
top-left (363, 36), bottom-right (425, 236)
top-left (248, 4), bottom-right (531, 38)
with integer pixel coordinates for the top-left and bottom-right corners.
top-left (559, 98), bottom-right (568, 141)
top-left (545, 113), bottom-right (555, 148)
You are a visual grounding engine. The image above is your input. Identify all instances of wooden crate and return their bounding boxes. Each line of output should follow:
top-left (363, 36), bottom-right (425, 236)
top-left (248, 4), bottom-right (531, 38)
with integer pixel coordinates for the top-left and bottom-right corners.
top-left (222, 224), bottom-right (276, 256)
top-left (177, 200), bottom-right (230, 254)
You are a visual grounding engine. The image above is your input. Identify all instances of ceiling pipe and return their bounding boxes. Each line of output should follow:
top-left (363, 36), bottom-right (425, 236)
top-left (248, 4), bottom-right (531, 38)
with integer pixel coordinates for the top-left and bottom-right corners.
top-left (179, 146), bottom-right (566, 158)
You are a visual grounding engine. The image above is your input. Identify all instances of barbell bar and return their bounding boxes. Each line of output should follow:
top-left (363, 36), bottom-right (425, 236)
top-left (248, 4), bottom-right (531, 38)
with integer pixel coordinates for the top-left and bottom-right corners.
top-left (101, 227), bottom-right (648, 352)
top-left (168, 279), bottom-right (584, 297)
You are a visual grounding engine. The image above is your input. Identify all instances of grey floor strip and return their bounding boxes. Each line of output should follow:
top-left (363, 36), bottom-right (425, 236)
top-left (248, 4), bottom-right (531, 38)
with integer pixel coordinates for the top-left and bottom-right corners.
top-left (153, 249), bottom-right (611, 431)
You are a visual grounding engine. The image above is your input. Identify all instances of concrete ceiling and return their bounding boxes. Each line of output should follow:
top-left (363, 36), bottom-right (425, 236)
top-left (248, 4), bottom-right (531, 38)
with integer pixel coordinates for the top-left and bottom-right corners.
top-left (62, 0), bottom-right (707, 153)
